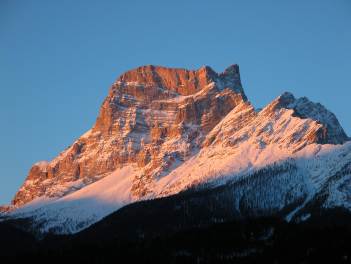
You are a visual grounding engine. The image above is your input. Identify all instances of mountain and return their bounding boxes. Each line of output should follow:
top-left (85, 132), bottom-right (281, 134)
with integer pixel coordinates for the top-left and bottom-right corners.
top-left (11, 64), bottom-right (246, 206)
top-left (1, 64), bottom-right (350, 235)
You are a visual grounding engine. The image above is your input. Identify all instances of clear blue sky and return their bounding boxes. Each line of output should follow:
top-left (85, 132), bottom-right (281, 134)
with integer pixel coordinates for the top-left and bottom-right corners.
top-left (0, 0), bottom-right (350, 205)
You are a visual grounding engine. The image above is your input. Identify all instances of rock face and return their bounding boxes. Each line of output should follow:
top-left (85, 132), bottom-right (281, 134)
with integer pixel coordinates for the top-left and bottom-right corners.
top-left (270, 92), bottom-right (348, 144)
top-left (7, 64), bottom-right (350, 234)
top-left (12, 64), bottom-right (247, 206)
top-left (11, 64), bottom-right (348, 209)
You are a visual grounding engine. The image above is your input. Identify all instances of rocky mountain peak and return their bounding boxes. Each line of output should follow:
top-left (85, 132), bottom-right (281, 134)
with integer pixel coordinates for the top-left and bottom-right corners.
top-left (114, 64), bottom-right (243, 97)
top-left (261, 92), bottom-right (348, 145)
top-left (262, 92), bottom-right (295, 113)
top-left (9, 64), bottom-right (349, 209)
top-left (6, 64), bottom-right (350, 234)
top-left (219, 64), bottom-right (241, 82)
top-left (288, 97), bottom-right (348, 144)
top-left (12, 64), bottom-right (248, 207)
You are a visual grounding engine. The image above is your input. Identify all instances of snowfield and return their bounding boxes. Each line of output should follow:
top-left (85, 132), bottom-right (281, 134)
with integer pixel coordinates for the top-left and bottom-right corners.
top-left (8, 140), bottom-right (351, 234)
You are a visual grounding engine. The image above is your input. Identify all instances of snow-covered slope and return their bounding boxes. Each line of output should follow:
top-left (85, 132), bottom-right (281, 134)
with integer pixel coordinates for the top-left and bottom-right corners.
top-left (7, 140), bottom-right (351, 234)
top-left (3, 64), bottom-right (350, 234)
top-left (10, 166), bottom-right (136, 233)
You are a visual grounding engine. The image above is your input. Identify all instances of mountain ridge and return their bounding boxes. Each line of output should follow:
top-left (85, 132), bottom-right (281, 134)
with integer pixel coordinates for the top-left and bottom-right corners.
top-left (2, 64), bottom-right (350, 235)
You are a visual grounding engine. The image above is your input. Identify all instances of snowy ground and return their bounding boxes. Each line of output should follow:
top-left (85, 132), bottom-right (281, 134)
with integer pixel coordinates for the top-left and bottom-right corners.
top-left (7, 140), bottom-right (351, 234)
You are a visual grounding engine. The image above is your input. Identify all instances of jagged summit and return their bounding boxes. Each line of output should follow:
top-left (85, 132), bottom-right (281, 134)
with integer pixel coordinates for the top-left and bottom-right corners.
top-left (12, 64), bottom-right (247, 207)
top-left (287, 96), bottom-right (348, 144)
top-left (115, 64), bottom-right (245, 98)
top-left (264, 92), bottom-right (348, 144)
top-left (5, 64), bottom-right (350, 234)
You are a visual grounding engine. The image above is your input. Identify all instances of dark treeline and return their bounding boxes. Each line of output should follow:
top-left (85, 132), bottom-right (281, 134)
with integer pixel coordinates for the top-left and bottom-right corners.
top-left (1, 165), bottom-right (351, 263)
top-left (1, 213), bottom-right (351, 264)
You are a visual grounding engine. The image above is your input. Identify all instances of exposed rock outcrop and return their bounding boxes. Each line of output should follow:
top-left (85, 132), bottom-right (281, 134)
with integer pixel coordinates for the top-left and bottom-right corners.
top-left (12, 64), bottom-right (247, 206)
top-left (6, 64), bottom-right (350, 234)
top-left (11, 64), bottom-right (348, 208)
